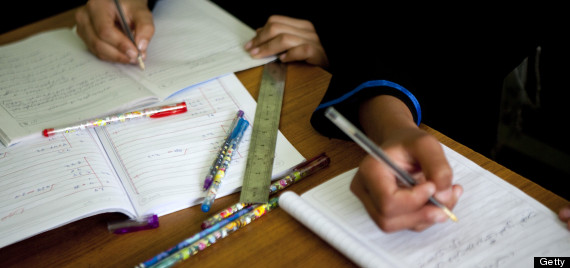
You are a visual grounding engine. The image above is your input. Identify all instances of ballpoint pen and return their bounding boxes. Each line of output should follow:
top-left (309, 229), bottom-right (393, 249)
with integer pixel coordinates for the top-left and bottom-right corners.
top-left (200, 153), bottom-right (330, 229)
top-left (201, 117), bottom-right (249, 212)
top-left (203, 110), bottom-right (245, 190)
top-left (324, 107), bottom-right (458, 222)
top-left (114, 0), bottom-right (145, 70)
top-left (42, 102), bottom-right (187, 137)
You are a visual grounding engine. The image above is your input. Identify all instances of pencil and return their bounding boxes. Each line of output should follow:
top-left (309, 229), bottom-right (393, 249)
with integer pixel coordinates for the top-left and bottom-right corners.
top-left (148, 197), bottom-right (280, 268)
top-left (200, 153), bottom-right (330, 229)
top-left (136, 206), bottom-right (255, 268)
top-left (113, 0), bottom-right (145, 70)
top-left (324, 107), bottom-right (458, 222)
top-left (201, 117), bottom-right (249, 212)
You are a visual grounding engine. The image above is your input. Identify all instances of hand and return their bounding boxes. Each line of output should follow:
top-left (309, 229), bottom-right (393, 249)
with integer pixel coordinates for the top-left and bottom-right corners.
top-left (352, 95), bottom-right (463, 232)
top-left (559, 204), bottom-right (570, 230)
top-left (245, 15), bottom-right (329, 67)
top-left (75, 0), bottom-right (154, 64)
top-left (351, 130), bottom-right (463, 232)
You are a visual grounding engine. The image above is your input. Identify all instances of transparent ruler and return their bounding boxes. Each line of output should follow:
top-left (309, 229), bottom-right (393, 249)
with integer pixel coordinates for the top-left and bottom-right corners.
top-left (240, 61), bottom-right (286, 204)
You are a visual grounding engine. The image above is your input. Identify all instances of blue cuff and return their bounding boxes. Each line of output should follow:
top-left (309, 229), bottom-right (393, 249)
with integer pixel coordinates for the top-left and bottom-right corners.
top-left (315, 80), bottom-right (421, 125)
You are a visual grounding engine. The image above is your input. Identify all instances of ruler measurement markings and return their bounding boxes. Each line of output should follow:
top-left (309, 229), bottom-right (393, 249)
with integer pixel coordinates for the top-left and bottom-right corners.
top-left (240, 62), bottom-right (286, 204)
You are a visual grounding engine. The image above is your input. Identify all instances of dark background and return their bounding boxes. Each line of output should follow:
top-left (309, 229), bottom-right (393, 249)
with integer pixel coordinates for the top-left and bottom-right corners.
top-left (1, 1), bottom-right (85, 34)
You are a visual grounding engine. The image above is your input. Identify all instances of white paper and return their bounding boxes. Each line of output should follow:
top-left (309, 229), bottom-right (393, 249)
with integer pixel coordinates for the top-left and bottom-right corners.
top-left (280, 145), bottom-right (570, 268)
top-left (0, 74), bottom-right (304, 248)
top-left (0, 0), bottom-right (275, 147)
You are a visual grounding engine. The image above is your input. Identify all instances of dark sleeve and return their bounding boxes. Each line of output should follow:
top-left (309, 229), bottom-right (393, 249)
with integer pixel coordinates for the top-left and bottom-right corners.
top-left (310, 75), bottom-right (421, 140)
top-left (211, 0), bottom-right (315, 29)
top-left (308, 5), bottom-right (423, 140)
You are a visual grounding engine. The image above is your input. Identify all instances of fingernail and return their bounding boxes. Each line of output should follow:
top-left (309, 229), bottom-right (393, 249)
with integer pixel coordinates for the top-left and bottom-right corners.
top-left (434, 188), bottom-right (452, 201)
top-left (127, 49), bottom-right (138, 60)
top-left (244, 41), bottom-right (252, 50)
top-left (249, 47), bottom-right (259, 56)
top-left (138, 39), bottom-right (148, 51)
top-left (433, 211), bottom-right (448, 223)
top-left (454, 187), bottom-right (463, 198)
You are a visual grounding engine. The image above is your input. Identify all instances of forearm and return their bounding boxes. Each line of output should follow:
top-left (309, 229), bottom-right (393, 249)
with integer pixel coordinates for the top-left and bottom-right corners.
top-left (358, 95), bottom-right (417, 146)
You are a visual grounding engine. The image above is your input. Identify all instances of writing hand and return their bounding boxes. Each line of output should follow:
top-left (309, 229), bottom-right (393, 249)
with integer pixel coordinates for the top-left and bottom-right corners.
top-left (245, 15), bottom-right (328, 67)
top-left (351, 132), bottom-right (463, 232)
top-left (353, 95), bottom-right (462, 232)
top-left (76, 0), bottom-right (154, 64)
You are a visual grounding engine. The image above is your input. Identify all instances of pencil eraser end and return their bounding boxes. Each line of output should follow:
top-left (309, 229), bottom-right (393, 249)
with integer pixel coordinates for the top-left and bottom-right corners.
top-left (43, 128), bottom-right (54, 137)
top-left (108, 214), bottom-right (159, 234)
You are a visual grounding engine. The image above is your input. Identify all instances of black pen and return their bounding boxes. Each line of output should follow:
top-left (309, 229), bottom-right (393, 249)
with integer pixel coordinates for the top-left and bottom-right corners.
top-left (325, 107), bottom-right (458, 222)
top-left (114, 0), bottom-right (145, 70)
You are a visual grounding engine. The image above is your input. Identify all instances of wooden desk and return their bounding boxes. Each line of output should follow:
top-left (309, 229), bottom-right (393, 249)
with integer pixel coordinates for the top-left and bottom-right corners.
top-left (1, 7), bottom-right (568, 268)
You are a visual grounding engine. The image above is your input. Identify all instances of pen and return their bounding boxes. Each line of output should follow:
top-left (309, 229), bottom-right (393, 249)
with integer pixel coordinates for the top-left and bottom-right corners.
top-left (203, 110), bottom-right (245, 190)
top-left (324, 107), bottom-right (458, 222)
top-left (114, 0), bottom-right (145, 70)
top-left (200, 153), bottom-right (330, 229)
top-left (147, 198), bottom-right (280, 268)
top-left (107, 214), bottom-right (159, 234)
top-left (42, 102), bottom-right (187, 137)
top-left (201, 117), bottom-right (249, 212)
top-left (136, 206), bottom-right (256, 268)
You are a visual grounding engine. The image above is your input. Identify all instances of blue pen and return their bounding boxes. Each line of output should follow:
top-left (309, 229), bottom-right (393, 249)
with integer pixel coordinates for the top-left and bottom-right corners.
top-left (203, 110), bottom-right (244, 190)
top-left (201, 117), bottom-right (249, 212)
top-left (137, 206), bottom-right (254, 268)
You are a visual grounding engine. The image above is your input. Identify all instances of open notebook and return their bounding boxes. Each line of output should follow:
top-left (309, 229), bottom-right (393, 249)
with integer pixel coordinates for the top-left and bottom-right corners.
top-left (0, 74), bottom-right (304, 249)
top-left (0, 0), bottom-right (274, 146)
top-left (279, 145), bottom-right (570, 268)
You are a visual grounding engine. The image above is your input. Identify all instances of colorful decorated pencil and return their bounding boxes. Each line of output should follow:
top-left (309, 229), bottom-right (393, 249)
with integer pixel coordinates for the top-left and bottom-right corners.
top-left (136, 206), bottom-right (254, 268)
top-left (201, 117), bottom-right (249, 212)
top-left (149, 197), bottom-right (280, 268)
top-left (200, 153), bottom-right (330, 229)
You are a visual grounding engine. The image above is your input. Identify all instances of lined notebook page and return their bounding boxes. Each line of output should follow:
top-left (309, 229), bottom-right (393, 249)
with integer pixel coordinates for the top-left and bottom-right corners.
top-left (98, 74), bottom-right (304, 216)
top-left (0, 29), bottom-right (157, 146)
top-left (119, 0), bottom-right (275, 99)
top-left (280, 145), bottom-right (570, 268)
top-left (0, 128), bottom-right (134, 248)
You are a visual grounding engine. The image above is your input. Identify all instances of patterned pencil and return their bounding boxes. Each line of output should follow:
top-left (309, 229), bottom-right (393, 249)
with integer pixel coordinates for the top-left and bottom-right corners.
top-left (149, 197), bottom-right (280, 268)
top-left (136, 206), bottom-right (254, 268)
top-left (200, 153), bottom-right (330, 229)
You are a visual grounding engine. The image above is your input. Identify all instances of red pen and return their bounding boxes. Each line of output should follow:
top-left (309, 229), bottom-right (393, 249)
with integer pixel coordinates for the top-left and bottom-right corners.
top-left (42, 102), bottom-right (187, 137)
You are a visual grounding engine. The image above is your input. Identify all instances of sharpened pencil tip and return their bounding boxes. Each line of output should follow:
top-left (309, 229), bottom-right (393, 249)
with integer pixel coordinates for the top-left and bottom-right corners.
top-left (442, 207), bottom-right (458, 222)
top-left (137, 56), bottom-right (145, 71)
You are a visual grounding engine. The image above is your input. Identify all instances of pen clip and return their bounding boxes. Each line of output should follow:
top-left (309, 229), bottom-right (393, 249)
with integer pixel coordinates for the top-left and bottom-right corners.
top-left (149, 102), bottom-right (188, 118)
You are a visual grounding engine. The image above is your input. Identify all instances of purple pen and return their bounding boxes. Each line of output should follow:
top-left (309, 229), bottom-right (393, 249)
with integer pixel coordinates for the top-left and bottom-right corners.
top-left (107, 214), bottom-right (159, 234)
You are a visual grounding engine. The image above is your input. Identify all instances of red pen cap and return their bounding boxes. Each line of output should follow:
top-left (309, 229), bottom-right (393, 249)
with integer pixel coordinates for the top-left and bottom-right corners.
top-left (43, 128), bottom-right (55, 137)
top-left (149, 102), bottom-right (188, 118)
